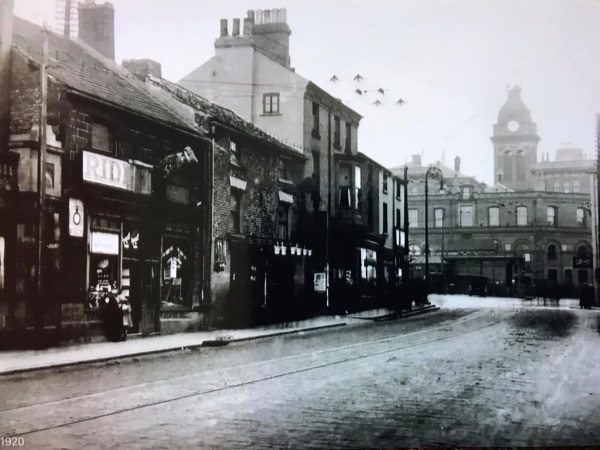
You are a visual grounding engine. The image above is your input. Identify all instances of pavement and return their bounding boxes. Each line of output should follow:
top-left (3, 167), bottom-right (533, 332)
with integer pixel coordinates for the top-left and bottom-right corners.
top-left (0, 304), bottom-right (439, 376)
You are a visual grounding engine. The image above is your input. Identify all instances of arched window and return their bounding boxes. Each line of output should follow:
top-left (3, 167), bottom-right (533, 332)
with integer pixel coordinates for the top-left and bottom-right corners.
top-left (578, 245), bottom-right (588, 257)
top-left (547, 244), bottom-right (557, 260)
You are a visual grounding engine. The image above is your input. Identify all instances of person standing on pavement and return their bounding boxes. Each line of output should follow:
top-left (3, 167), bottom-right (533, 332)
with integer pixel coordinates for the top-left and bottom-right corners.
top-left (102, 289), bottom-right (123, 342)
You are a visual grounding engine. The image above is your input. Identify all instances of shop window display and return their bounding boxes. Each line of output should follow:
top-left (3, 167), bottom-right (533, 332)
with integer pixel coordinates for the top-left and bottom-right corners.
top-left (88, 254), bottom-right (119, 308)
top-left (161, 240), bottom-right (189, 308)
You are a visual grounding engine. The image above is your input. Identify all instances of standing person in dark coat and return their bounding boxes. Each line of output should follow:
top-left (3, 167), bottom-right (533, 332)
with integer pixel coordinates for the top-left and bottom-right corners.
top-left (102, 290), bottom-right (123, 342)
top-left (580, 282), bottom-right (595, 310)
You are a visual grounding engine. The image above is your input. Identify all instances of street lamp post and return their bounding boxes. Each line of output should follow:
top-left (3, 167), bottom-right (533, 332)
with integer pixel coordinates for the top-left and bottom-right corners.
top-left (424, 165), bottom-right (444, 291)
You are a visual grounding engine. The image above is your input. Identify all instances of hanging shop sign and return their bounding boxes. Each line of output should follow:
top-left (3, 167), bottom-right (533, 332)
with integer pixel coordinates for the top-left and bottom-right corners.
top-left (68, 198), bottom-right (84, 237)
top-left (90, 231), bottom-right (119, 255)
top-left (82, 151), bottom-right (151, 194)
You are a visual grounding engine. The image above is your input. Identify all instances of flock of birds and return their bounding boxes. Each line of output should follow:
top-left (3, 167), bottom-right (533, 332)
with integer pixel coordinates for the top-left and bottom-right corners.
top-left (329, 74), bottom-right (405, 107)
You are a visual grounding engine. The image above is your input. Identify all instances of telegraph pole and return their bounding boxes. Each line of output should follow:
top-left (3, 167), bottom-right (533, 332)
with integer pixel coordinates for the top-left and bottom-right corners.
top-left (35, 24), bottom-right (49, 347)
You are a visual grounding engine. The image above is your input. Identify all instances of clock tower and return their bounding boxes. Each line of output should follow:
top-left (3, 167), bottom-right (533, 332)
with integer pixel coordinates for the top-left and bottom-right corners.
top-left (491, 86), bottom-right (540, 191)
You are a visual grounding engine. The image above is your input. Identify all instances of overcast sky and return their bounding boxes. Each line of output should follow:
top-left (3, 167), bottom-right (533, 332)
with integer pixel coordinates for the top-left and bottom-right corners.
top-left (14, 0), bottom-right (600, 184)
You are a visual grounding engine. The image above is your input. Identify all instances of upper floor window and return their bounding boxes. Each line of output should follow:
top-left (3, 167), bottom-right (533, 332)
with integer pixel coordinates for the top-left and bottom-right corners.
top-left (462, 186), bottom-right (471, 199)
top-left (396, 208), bottom-right (401, 228)
top-left (488, 207), bottom-right (500, 226)
top-left (230, 140), bottom-right (240, 164)
top-left (396, 179), bottom-right (402, 198)
top-left (516, 206), bottom-right (528, 226)
top-left (408, 209), bottom-right (419, 228)
top-left (382, 202), bottom-right (388, 234)
top-left (263, 93), bottom-right (280, 114)
top-left (382, 173), bottom-right (388, 193)
top-left (91, 122), bottom-right (112, 153)
top-left (345, 122), bottom-right (352, 153)
top-left (564, 181), bottom-right (570, 193)
top-left (434, 208), bottom-right (444, 228)
top-left (230, 189), bottom-right (242, 234)
top-left (410, 184), bottom-right (418, 195)
top-left (312, 151), bottom-right (320, 185)
top-left (547, 244), bottom-right (558, 260)
top-left (312, 102), bottom-right (320, 136)
top-left (354, 165), bottom-right (362, 210)
top-left (547, 206), bottom-right (556, 226)
top-left (334, 116), bottom-right (341, 147)
top-left (577, 207), bottom-right (586, 225)
top-left (277, 203), bottom-right (289, 240)
top-left (278, 157), bottom-right (289, 180)
top-left (459, 205), bottom-right (473, 227)
top-left (553, 180), bottom-right (560, 192)
top-left (573, 180), bottom-right (580, 193)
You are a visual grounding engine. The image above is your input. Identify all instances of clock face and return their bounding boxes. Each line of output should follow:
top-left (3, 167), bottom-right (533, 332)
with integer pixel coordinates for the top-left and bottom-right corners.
top-left (507, 120), bottom-right (520, 132)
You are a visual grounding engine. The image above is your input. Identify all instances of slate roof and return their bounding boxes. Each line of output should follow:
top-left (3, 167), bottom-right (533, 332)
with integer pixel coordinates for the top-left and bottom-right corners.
top-left (11, 16), bottom-right (193, 133)
top-left (146, 75), bottom-right (305, 159)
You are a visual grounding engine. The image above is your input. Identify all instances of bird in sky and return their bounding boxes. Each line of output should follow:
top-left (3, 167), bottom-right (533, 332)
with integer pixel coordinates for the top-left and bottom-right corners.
top-left (330, 75), bottom-right (339, 82)
top-left (355, 89), bottom-right (363, 95)
top-left (373, 99), bottom-right (382, 106)
top-left (396, 98), bottom-right (405, 105)
top-left (353, 74), bottom-right (363, 81)
top-left (378, 88), bottom-right (385, 94)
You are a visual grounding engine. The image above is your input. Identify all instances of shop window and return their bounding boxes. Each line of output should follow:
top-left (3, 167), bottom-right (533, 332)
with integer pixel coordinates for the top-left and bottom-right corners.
top-left (565, 269), bottom-right (573, 285)
top-left (88, 228), bottom-right (120, 308)
top-left (360, 248), bottom-right (377, 284)
top-left (91, 121), bottom-right (112, 153)
top-left (277, 203), bottom-right (289, 241)
top-left (161, 239), bottom-right (189, 307)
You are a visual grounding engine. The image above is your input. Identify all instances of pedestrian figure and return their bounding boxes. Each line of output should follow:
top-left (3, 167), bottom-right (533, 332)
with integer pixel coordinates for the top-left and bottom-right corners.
top-left (117, 293), bottom-right (133, 341)
top-left (102, 289), bottom-right (123, 342)
top-left (580, 282), bottom-right (595, 310)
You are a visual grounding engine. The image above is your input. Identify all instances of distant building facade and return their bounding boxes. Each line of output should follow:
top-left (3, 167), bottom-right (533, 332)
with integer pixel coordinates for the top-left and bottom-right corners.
top-left (392, 87), bottom-right (594, 295)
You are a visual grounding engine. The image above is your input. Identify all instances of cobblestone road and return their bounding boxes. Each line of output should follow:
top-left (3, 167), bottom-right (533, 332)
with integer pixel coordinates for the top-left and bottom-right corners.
top-left (2, 307), bottom-right (600, 448)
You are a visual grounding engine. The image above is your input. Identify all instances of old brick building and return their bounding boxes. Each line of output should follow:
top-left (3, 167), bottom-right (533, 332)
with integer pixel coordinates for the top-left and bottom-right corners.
top-left (178, 8), bottom-right (409, 313)
top-left (392, 87), bottom-right (594, 296)
top-left (0, 1), bottom-right (210, 347)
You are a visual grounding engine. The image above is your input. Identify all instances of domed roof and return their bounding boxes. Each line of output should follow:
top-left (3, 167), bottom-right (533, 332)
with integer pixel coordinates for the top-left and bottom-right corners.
top-left (497, 86), bottom-right (532, 124)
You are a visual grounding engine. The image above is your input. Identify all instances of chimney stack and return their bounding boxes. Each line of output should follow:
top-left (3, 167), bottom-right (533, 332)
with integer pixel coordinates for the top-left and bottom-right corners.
top-left (232, 18), bottom-right (240, 36)
top-left (247, 9), bottom-right (255, 22)
top-left (243, 18), bottom-right (253, 35)
top-left (220, 18), bottom-right (228, 37)
top-left (454, 155), bottom-right (461, 173)
top-left (122, 58), bottom-right (162, 81)
top-left (78, 1), bottom-right (115, 60)
top-left (250, 6), bottom-right (292, 68)
top-left (0, 0), bottom-right (14, 143)
top-left (412, 154), bottom-right (421, 166)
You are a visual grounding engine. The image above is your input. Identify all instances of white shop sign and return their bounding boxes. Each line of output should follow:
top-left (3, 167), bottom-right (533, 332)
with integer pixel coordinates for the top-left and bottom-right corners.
top-left (90, 232), bottom-right (120, 255)
top-left (68, 198), bottom-right (84, 237)
top-left (83, 151), bottom-right (130, 190)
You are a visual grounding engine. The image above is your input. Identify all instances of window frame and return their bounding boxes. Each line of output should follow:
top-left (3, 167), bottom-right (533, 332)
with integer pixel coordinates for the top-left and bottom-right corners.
top-left (488, 206), bottom-right (500, 226)
top-left (278, 156), bottom-right (290, 181)
top-left (277, 203), bottom-right (290, 241)
top-left (262, 92), bottom-right (280, 114)
top-left (408, 208), bottom-right (419, 229)
top-left (90, 121), bottom-right (113, 154)
top-left (546, 206), bottom-right (556, 226)
top-left (516, 206), bottom-right (528, 226)
top-left (434, 208), bottom-right (444, 228)
top-left (312, 102), bottom-right (320, 136)
top-left (459, 204), bottom-right (474, 227)
top-left (382, 202), bottom-right (388, 235)
top-left (230, 189), bottom-right (243, 234)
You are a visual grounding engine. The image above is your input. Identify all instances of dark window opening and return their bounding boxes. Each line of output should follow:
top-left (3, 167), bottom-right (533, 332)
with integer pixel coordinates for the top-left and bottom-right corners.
top-left (277, 204), bottom-right (289, 240)
top-left (278, 157), bottom-right (289, 180)
top-left (91, 122), bottom-right (112, 153)
top-left (230, 190), bottom-right (242, 234)
top-left (345, 122), bottom-right (352, 153)
top-left (312, 102), bottom-right (320, 137)
top-left (547, 244), bottom-right (557, 260)
top-left (383, 203), bottom-right (388, 234)
top-left (334, 116), bottom-right (341, 147)
top-left (547, 268), bottom-right (558, 282)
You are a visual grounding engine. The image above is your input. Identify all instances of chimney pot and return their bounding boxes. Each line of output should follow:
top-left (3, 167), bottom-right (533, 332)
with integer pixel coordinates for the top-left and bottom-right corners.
top-left (243, 18), bottom-right (253, 35)
top-left (247, 9), bottom-right (255, 21)
top-left (263, 9), bottom-right (271, 23)
top-left (255, 9), bottom-right (263, 24)
top-left (232, 18), bottom-right (240, 36)
top-left (220, 18), bottom-right (228, 37)
top-left (272, 8), bottom-right (279, 22)
top-left (279, 8), bottom-right (287, 23)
